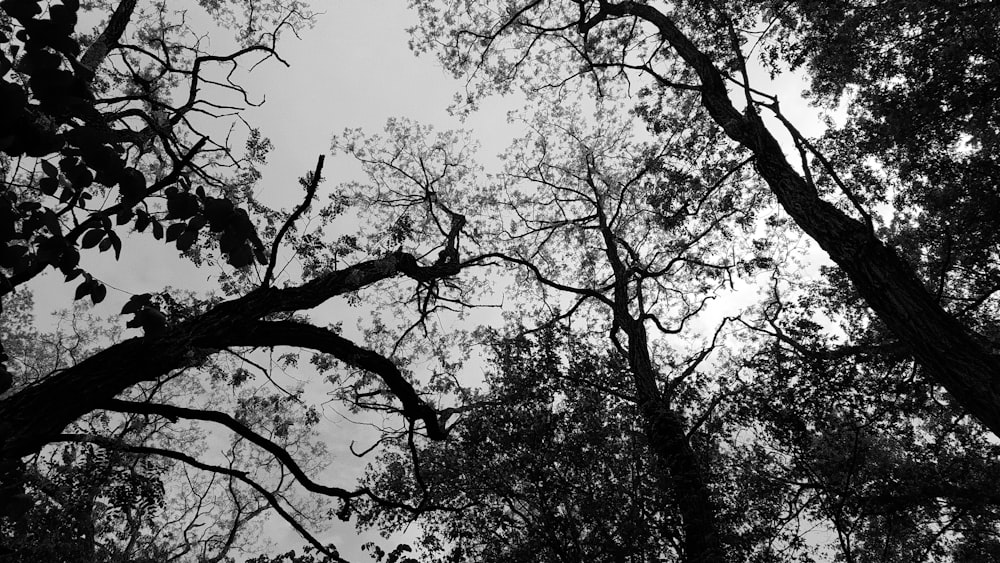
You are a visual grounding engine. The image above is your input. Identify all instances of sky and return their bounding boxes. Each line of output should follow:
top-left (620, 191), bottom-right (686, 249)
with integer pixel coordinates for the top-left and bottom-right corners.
top-left (242, 6), bottom-right (524, 555)
top-left (20, 1), bottom-right (524, 560)
top-left (20, 1), bottom-right (840, 560)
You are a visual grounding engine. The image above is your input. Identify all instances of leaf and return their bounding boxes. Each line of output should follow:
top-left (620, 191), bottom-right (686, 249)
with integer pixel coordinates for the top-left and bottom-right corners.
top-left (135, 211), bottom-right (150, 233)
top-left (80, 228), bottom-right (104, 249)
top-left (59, 156), bottom-right (78, 173)
top-left (118, 168), bottom-right (146, 204)
top-left (66, 164), bottom-right (93, 189)
top-left (165, 222), bottom-right (185, 243)
top-left (107, 230), bottom-right (122, 259)
top-left (39, 177), bottom-right (58, 195)
top-left (166, 191), bottom-right (199, 219)
top-left (219, 228), bottom-right (241, 253)
top-left (115, 207), bottom-right (133, 225)
top-left (58, 186), bottom-right (74, 204)
top-left (151, 220), bottom-right (163, 240)
top-left (57, 248), bottom-right (79, 273)
top-left (0, 244), bottom-right (27, 268)
top-left (90, 282), bottom-right (106, 304)
top-left (74, 279), bottom-right (92, 300)
top-left (203, 197), bottom-right (235, 231)
top-left (186, 214), bottom-right (207, 233)
top-left (227, 245), bottom-right (253, 268)
top-left (254, 245), bottom-right (269, 264)
top-left (40, 159), bottom-right (57, 177)
top-left (176, 228), bottom-right (197, 252)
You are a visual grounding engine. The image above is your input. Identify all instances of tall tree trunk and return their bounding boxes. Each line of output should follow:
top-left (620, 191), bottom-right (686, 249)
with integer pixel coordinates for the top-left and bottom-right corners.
top-left (594, 1), bottom-right (1000, 437)
top-left (592, 164), bottom-right (726, 561)
top-left (627, 323), bottom-right (725, 563)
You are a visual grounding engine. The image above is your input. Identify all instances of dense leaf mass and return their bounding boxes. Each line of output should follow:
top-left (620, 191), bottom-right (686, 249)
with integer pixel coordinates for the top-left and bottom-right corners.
top-left (360, 330), bottom-right (676, 562)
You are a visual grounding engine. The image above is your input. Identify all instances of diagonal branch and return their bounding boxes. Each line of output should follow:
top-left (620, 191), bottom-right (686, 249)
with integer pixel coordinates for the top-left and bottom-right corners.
top-left (0, 248), bottom-right (464, 461)
top-left (226, 321), bottom-right (448, 440)
top-left (54, 433), bottom-right (348, 563)
top-left (262, 155), bottom-right (325, 287)
top-left (79, 0), bottom-right (139, 81)
top-left (589, 0), bottom-right (1000, 437)
top-left (101, 398), bottom-right (364, 499)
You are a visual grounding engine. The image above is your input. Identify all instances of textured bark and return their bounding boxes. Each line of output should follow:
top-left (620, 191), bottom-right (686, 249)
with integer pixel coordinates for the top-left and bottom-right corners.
top-left (595, 1), bottom-right (1000, 437)
top-left (79, 0), bottom-right (139, 81)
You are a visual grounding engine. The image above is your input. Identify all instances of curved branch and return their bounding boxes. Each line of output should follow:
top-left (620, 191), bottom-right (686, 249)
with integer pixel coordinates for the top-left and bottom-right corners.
top-left (0, 248), bottom-right (463, 460)
top-left (101, 398), bottom-right (363, 499)
top-left (476, 251), bottom-right (613, 307)
top-left (53, 433), bottom-right (347, 563)
top-left (262, 155), bottom-right (325, 287)
top-left (226, 321), bottom-right (448, 440)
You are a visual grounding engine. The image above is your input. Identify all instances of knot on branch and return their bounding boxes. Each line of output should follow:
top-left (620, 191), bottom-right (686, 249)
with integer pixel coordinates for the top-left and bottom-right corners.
top-left (405, 401), bottom-right (448, 441)
top-left (393, 249), bottom-right (462, 283)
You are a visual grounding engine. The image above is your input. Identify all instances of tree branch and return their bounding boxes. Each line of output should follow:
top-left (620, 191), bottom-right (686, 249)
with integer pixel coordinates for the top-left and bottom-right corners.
top-left (53, 433), bottom-right (348, 563)
top-left (101, 398), bottom-right (363, 499)
top-left (227, 321), bottom-right (448, 440)
top-left (262, 155), bottom-right (324, 287)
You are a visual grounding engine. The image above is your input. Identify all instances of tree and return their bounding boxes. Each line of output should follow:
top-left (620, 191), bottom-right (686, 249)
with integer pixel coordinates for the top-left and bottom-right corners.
top-left (339, 4), bottom-right (1000, 556)
top-left (0, 295), bottom-right (332, 561)
top-left (5, 1), bottom-right (1000, 560)
top-left (706, 272), bottom-right (1000, 561)
top-left (331, 100), bottom-right (769, 561)
top-left (361, 328), bottom-right (677, 562)
top-left (0, 1), bottom-right (469, 557)
top-left (406, 0), bottom-right (1000, 437)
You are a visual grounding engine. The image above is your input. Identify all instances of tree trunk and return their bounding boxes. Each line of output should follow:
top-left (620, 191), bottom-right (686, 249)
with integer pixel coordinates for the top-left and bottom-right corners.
top-left (641, 398), bottom-right (724, 563)
top-left (626, 322), bottom-right (725, 563)
top-left (602, 1), bottom-right (1000, 437)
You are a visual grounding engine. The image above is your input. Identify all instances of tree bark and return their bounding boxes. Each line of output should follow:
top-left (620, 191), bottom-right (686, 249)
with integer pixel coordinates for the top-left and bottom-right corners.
top-left (630, 325), bottom-right (725, 563)
top-left (79, 0), bottom-right (139, 81)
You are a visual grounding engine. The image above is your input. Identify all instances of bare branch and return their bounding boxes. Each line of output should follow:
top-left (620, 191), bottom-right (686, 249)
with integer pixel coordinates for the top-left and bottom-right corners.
top-left (262, 155), bottom-right (325, 287)
top-left (101, 398), bottom-right (363, 499)
top-left (54, 433), bottom-right (347, 563)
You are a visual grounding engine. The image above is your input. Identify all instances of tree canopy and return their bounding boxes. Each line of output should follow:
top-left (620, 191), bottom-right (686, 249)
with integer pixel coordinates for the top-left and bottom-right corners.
top-left (2, 1), bottom-right (1000, 562)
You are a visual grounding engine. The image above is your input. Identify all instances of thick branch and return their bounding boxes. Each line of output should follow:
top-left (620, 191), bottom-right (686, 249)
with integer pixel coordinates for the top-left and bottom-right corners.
top-left (0, 250), bottom-right (460, 461)
top-left (79, 0), bottom-right (139, 81)
top-left (227, 321), bottom-right (447, 440)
